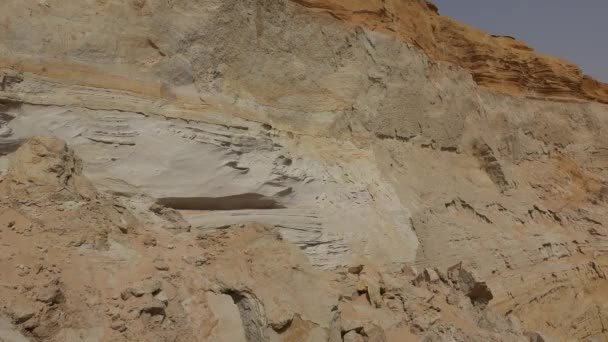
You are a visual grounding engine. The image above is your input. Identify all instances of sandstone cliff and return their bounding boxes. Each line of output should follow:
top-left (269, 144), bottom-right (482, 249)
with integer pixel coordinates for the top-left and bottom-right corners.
top-left (294, 0), bottom-right (608, 103)
top-left (1, 0), bottom-right (608, 341)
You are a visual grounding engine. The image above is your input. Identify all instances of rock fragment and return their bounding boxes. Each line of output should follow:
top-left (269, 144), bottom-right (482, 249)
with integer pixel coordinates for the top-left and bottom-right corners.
top-left (140, 296), bottom-right (166, 317)
top-left (111, 319), bottom-right (128, 332)
top-left (413, 268), bottom-right (440, 286)
top-left (363, 324), bottom-right (388, 342)
top-left (154, 291), bottom-right (169, 305)
top-left (447, 263), bottom-right (493, 305)
top-left (121, 279), bottom-right (163, 302)
top-left (343, 330), bottom-right (365, 342)
top-left (525, 331), bottom-right (546, 342)
top-left (348, 265), bottom-right (364, 275)
top-left (10, 302), bottom-right (36, 324)
top-left (36, 286), bottom-right (63, 305)
top-left (153, 258), bottom-right (170, 271)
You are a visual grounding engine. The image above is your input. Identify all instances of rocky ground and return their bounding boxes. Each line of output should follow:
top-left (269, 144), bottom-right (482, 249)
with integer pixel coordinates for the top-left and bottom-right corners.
top-left (1, 0), bottom-right (608, 341)
top-left (0, 137), bottom-right (537, 341)
top-left (4, 137), bottom-right (325, 341)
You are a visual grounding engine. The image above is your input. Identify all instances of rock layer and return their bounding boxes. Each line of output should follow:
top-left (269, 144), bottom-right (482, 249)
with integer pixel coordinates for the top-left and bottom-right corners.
top-left (294, 0), bottom-right (608, 103)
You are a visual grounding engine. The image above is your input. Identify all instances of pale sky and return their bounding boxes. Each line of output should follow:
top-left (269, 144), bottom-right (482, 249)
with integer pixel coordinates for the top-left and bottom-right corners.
top-left (432, 1), bottom-right (608, 82)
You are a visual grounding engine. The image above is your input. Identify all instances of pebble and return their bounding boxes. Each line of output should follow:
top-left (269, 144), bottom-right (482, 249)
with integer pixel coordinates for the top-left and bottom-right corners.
top-left (111, 319), bottom-right (127, 332)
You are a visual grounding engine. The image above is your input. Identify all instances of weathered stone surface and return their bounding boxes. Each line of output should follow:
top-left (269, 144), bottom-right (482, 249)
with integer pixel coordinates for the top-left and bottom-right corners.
top-left (0, 315), bottom-right (30, 342)
top-left (413, 268), bottom-right (440, 286)
top-left (205, 292), bottom-right (248, 342)
top-left (36, 286), bottom-right (63, 305)
top-left (525, 331), bottom-right (546, 342)
top-left (139, 296), bottom-right (166, 317)
top-left (291, 0), bottom-right (608, 104)
top-left (8, 300), bottom-right (36, 324)
top-left (0, 0), bottom-right (608, 341)
top-left (129, 280), bottom-right (162, 297)
top-left (447, 263), bottom-right (494, 306)
top-left (0, 136), bottom-right (96, 202)
top-left (343, 330), bottom-right (365, 342)
top-left (110, 319), bottom-right (127, 332)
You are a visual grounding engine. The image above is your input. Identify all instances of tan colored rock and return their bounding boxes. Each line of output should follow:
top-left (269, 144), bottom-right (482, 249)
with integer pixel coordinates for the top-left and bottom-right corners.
top-left (343, 330), bottom-right (365, 342)
top-left (364, 324), bottom-right (388, 342)
top-left (0, 0), bottom-right (608, 341)
top-left (8, 299), bottom-right (37, 324)
top-left (129, 279), bottom-right (162, 298)
top-left (525, 331), bottom-right (546, 342)
top-left (447, 263), bottom-right (493, 306)
top-left (205, 292), bottom-right (248, 342)
top-left (0, 315), bottom-right (30, 342)
top-left (0, 136), bottom-right (96, 202)
top-left (413, 268), bottom-right (440, 286)
top-left (294, 0), bottom-right (608, 104)
top-left (36, 285), bottom-right (63, 305)
top-left (139, 296), bottom-right (166, 317)
top-left (110, 319), bottom-right (127, 332)
top-left (357, 276), bottom-right (384, 309)
top-left (203, 223), bottom-right (341, 339)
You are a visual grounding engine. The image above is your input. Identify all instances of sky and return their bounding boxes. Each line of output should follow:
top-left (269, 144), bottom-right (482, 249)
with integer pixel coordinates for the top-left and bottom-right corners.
top-left (432, 0), bottom-right (608, 82)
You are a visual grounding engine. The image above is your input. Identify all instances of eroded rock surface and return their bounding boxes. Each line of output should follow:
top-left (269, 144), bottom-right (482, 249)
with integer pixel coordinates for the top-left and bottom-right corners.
top-left (1, 0), bottom-right (608, 341)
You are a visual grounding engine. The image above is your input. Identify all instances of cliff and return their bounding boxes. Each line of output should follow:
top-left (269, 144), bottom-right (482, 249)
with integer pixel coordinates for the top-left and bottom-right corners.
top-left (294, 0), bottom-right (608, 103)
top-left (1, 0), bottom-right (608, 341)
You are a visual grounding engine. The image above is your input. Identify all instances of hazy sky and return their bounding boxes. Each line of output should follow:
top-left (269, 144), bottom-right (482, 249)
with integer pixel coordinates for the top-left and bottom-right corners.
top-left (432, 1), bottom-right (608, 82)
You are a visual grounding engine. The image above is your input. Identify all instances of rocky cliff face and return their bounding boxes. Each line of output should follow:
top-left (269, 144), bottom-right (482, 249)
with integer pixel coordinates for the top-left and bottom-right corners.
top-left (293, 0), bottom-right (608, 104)
top-left (1, 1), bottom-right (608, 341)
